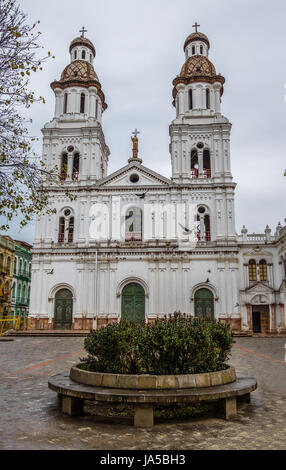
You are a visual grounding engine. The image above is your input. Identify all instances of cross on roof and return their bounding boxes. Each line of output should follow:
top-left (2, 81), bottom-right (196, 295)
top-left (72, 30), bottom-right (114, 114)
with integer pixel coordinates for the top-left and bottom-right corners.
top-left (132, 128), bottom-right (140, 138)
top-left (192, 22), bottom-right (200, 33)
top-left (79, 26), bottom-right (87, 37)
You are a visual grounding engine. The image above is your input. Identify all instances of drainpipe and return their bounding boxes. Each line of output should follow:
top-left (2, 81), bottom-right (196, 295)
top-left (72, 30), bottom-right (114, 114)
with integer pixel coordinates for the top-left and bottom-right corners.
top-left (93, 249), bottom-right (99, 330)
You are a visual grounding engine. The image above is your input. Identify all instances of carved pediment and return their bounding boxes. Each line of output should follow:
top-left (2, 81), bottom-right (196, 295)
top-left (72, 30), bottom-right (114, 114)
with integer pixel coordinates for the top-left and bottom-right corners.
top-left (245, 282), bottom-right (274, 294)
top-left (97, 163), bottom-right (172, 188)
top-left (242, 249), bottom-right (273, 258)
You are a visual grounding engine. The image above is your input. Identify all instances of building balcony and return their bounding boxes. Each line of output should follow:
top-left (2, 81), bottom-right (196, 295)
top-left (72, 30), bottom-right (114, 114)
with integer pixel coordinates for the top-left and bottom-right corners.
top-left (125, 232), bottom-right (142, 242)
top-left (196, 231), bottom-right (211, 242)
top-left (190, 169), bottom-right (211, 179)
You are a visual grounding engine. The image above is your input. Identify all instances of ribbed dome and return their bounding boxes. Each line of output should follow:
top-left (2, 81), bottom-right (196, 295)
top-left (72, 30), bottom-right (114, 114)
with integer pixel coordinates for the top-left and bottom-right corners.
top-left (69, 36), bottom-right (96, 56)
top-left (184, 32), bottom-right (210, 51)
top-left (60, 60), bottom-right (99, 82)
top-left (180, 55), bottom-right (216, 78)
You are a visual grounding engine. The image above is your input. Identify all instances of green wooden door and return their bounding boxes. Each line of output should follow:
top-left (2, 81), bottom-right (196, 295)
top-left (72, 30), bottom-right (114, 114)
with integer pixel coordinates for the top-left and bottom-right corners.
top-left (194, 288), bottom-right (214, 319)
top-left (121, 283), bottom-right (145, 322)
top-left (54, 289), bottom-right (73, 330)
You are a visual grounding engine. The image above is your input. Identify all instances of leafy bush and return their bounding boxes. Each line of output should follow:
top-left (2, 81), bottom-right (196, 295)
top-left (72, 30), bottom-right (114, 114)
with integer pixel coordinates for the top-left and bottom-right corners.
top-left (81, 313), bottom-right (234, 375)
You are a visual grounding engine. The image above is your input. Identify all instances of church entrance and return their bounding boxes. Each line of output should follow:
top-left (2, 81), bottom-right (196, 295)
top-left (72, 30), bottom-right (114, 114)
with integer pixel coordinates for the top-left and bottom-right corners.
top-left (194, 288), bottom-right (214, 319)
top-left (54, 289), bottom-right (73, 330)
top-left (252, 305), bottom-right (269, 333)
top-left (121, 283), bottom-right (145, 322)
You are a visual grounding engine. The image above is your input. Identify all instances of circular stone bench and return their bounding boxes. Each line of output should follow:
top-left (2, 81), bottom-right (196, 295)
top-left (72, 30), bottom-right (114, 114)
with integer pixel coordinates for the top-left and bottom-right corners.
top-left (48, 366), bottom-right (257, 427)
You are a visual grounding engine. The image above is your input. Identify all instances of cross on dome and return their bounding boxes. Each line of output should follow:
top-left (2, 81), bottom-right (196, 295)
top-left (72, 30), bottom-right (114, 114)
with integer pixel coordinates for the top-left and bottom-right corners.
top-left (192, 22), bottom-right (200, 33)
top-left (132, 128), bottom-right (140, 138)
top-left (79, 26), bottom-right (87, 37)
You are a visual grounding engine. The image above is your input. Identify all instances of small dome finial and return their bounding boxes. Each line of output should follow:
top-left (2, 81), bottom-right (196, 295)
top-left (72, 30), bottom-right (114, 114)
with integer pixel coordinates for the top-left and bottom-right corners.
top-left (79, 26), bottom-right (87, 38)
top-left (192, 22), bottom-right (200, 33)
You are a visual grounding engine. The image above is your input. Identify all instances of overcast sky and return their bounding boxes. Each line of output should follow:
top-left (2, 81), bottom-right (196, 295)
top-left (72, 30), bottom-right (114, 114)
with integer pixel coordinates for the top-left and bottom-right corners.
top-left (7, 0), bottom-right (286, 243)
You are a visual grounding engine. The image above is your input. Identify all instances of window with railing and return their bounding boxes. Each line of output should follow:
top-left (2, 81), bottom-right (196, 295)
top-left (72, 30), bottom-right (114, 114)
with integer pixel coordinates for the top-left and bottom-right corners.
top-left (259, 260), bottom-right (267, 281)
top-left (125, 207), bottom-right (142, 241)
top-left (72, 153), bottom-right (79, 180)
top-left (203, 149), bottom-right (211, 178)
top-left (191, 149), bottom-right (198, 179)
top-left (195, 207), bottom-right (211, 242)
top-left (58, 217), bottom-right (65, 243)
top-left (60, 153), bottom-right (68, 180)
top-left (248, 260), bottom-right (257, 282)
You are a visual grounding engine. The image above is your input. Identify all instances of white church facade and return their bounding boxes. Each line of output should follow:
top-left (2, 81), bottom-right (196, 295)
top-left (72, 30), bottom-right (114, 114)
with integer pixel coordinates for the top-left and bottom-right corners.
top-left (29, 28), bottom-right (286, 334)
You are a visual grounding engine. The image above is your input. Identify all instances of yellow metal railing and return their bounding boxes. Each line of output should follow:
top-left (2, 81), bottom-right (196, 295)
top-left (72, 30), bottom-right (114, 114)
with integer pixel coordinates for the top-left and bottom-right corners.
top-left (0, 316), bottom-right (30, 336)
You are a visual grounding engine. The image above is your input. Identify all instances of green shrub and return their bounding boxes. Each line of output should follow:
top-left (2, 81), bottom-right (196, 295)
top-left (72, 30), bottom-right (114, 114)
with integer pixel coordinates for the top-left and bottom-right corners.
top-left (81, 313), bottom-right (234, 375)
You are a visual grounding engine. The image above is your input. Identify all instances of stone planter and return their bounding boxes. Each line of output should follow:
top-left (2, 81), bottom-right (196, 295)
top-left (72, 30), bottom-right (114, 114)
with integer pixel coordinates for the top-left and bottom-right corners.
top-left (70, 364), bottom-right (236, 389)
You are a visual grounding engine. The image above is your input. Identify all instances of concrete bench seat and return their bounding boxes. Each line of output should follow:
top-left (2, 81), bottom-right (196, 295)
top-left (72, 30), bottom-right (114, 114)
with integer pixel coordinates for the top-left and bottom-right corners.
top-left (48, 372), bottom-right (257, 427)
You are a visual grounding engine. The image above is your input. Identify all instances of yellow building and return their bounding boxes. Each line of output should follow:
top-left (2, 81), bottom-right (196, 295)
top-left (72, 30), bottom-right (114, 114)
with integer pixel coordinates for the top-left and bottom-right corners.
top-left (0, 235), bottom-right (15, 318)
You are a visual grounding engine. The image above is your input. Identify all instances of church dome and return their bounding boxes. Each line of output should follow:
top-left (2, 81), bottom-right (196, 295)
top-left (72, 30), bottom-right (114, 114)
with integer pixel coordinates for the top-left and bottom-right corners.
top-left (69, 36), bottom-right (96, 56)
top-left (60, 60), bottom-right (99, 82)
top-left (184, 32), bottom-right (210, 51)
top-left (180, 55), bottom-right (216, 79)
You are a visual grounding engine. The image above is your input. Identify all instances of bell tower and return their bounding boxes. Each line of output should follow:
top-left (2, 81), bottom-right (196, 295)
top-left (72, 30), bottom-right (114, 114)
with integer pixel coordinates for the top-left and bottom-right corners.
top-left (169, 25), bottom-right (236, 241)
top-left (42, 28), bottom-right (110, 183)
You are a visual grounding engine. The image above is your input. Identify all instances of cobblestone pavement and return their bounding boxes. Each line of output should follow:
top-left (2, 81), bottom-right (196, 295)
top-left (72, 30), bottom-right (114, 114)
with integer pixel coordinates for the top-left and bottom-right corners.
top-left (0, 336), bottom-right (285, 450)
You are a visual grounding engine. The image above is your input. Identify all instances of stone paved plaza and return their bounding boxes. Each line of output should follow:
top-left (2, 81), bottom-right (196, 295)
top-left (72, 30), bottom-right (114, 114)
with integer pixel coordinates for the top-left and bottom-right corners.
top-left (0, 336), bottom-right (285, 450)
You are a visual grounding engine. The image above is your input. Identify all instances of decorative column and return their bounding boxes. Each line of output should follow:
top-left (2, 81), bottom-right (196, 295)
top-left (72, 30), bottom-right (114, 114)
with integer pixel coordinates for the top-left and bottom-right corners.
top-left (270, 304), bottom-right (277, 332)
top-left (246, 303), bottom-right (252, 331)
top-left (279, 303), bottom-right (285, 331)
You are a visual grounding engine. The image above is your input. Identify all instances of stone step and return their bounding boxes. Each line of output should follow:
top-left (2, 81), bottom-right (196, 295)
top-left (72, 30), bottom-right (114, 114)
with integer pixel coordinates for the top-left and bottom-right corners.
top-left (7, 330), bottom-right (90, 337)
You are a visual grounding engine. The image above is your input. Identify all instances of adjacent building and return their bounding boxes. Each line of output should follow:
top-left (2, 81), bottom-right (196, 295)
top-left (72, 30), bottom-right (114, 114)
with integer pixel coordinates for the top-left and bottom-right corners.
top-left (10, 241), bottom-right (32, 318)
top-left (0, 235), bottom-right (15, 318)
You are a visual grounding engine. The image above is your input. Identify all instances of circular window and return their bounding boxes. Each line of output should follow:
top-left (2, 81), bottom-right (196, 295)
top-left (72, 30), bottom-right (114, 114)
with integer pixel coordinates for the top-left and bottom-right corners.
top-left (67, 146), bottom-right (74, 153)
top-left (130, 174), bottom-right (139, 183)
top-left (198, 206), bottom-right (206, 214)
top-left (64, 209), bottom-right (71, 217)
top-left (197, 142), bottom-right (204, 149)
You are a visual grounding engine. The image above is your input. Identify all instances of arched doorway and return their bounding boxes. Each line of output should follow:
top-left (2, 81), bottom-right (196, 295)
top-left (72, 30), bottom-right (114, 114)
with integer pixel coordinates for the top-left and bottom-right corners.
top-left (54, 289), bottom-right (73, 330)
top-left (194, 288), bottom-right (214, 319)
top-left (121, 283), bottom-right (145, 322)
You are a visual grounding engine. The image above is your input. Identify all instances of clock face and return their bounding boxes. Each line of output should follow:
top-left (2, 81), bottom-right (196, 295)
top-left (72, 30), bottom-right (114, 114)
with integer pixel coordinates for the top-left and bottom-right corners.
top-left (64, 209), bottom-right (71, 217)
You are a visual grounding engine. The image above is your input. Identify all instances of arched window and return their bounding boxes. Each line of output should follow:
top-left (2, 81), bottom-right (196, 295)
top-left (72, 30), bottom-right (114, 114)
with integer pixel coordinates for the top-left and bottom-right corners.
top-left (259, 260), bottom-right (267, 281)
top-left (19, 259), bottom-right (22, 275)
top-left (64, 93), bottom-right (68, 114)
top-left (72, 153), bottom-right (80, 180)
top-left (60, 153), bottom-right (68, 180)
top-left (95, 99), bottom-right (98, 119)
top-left (23, 284), bottom-right (26, 301)
top-left (17, 283), bottom-right (21, 300)
top-left (12, 282), bottom-right (16, 299)
top-left (189, 89), bottom-right (193, 110)
top-left (125, 207), bottom-right (142, 241)
top-left (82, 50), bottom-right (86, 59)
top-left (58, 217), bottom-right (65, 243)
top-left (74, 50), bottom-right (77, 60)
top-left (14, 258), bottom-right (17, 274)
top-left (248, 260), bottom-right (257, 282)
top-left (90, 54), bottom-right (92, 62)
top-left (192, 45), bottom-right (195, 55)
top-left (196, 206), bottom-right (211, 242)
top-left (68, 217), bottom-right (74, 243)
top-left (80, 93), bottom-right (85, 113)
top-left (200, 45), bottom-right (203, 54)
top-left (203, 149), bottom-right (211, 178)
top-left (191, 149), bottom-right (198, 178)
top-left (7, 257), bottom-right (11, 274)
top-left (206, 88), bottom-right (210, 109)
